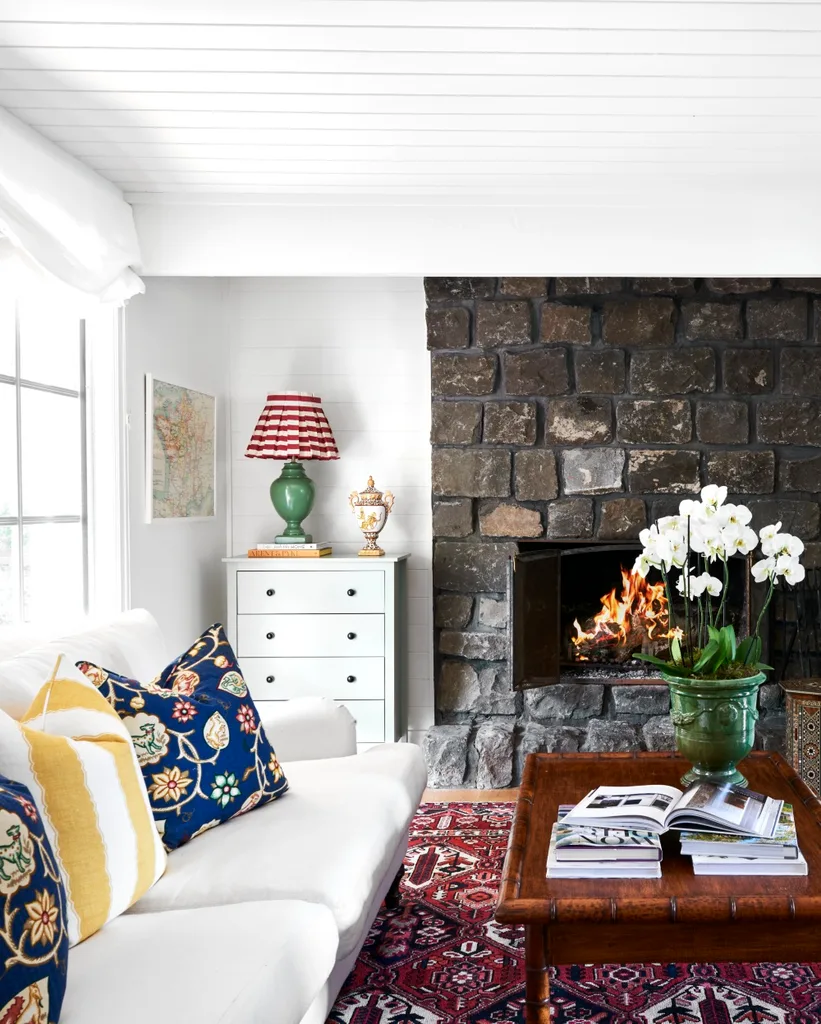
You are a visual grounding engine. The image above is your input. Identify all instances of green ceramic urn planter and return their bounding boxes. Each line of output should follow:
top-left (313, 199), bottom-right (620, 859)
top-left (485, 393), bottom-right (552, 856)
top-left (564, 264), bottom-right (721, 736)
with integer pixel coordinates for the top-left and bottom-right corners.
top-left (664, 671), bottom-right (766, 788)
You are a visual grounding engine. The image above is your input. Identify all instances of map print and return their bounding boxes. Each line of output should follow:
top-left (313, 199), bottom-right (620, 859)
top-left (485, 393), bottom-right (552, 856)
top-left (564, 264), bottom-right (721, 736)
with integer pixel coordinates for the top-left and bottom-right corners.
top-left (149, 377), bottom-right (215, 519)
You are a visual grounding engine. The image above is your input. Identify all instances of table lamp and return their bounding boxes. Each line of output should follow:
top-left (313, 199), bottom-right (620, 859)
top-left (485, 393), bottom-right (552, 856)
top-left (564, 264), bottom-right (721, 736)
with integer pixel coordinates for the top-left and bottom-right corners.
top-left (244, 391), bottom-right (339, 543)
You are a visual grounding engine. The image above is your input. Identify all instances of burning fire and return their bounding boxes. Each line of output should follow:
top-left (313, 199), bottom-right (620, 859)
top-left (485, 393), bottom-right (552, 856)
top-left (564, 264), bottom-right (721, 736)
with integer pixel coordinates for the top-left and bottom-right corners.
top-left (571, 568), bottom-right (669, 660)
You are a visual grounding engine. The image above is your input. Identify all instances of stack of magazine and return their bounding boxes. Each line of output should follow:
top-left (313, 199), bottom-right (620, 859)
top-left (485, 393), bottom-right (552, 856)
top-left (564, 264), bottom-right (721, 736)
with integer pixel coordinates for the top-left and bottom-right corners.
top-left (548, 782), bottom-right (804, 879)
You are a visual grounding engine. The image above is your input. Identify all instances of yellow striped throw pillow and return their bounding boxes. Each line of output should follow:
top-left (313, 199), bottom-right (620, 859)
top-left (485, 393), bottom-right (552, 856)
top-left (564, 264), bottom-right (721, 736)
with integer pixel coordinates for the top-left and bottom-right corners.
top-left (0, 662), bottom-right (166, 945)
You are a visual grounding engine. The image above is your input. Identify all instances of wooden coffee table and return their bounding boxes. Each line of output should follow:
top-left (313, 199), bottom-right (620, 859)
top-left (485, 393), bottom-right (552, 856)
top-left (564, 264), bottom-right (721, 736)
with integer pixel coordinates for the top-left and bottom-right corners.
top-left (495, 751), bottom-right (821, 1023)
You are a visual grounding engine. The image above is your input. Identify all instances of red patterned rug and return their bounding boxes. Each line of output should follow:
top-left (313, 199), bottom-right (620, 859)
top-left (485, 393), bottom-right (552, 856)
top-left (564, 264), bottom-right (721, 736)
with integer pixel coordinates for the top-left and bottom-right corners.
top-left (328, 801), bottom-right (821, 1023)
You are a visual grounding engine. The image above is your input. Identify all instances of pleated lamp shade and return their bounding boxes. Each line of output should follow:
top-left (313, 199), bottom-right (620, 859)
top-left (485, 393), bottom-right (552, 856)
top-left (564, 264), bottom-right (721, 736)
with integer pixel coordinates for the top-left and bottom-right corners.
top-left (245, 391), bottom-right (339, 461)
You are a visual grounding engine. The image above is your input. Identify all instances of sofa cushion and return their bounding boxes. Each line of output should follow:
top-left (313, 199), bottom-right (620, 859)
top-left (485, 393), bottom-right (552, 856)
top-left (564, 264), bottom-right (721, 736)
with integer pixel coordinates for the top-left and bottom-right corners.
top-left (127, 743), bottom-right (427, 958)
top-left (0, 774), bottom-right (69, 1024)
top-left (63, 900), bottom-right (338, 1024)
top-left (77, 623), bottom-right (289, 851)
top-left (0, 668), bottom-right (167, 945)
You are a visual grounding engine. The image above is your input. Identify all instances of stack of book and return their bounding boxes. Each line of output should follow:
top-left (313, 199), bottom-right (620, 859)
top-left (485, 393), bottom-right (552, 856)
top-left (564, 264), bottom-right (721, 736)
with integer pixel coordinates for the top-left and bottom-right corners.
top-left (547, 807), bottom-right (663, 878)
top-left (247, 542), bottom-right (332, 558)
top-left (680, 804), bottom-right (807, 876)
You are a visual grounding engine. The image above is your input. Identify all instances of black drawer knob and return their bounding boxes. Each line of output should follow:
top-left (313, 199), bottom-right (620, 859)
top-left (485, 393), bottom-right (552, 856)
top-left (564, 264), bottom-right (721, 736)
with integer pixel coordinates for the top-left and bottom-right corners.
top-left (347, 632), bottom-right (356, 640)
top-left (347, 588), bottom-right (356, 596)
top-left (266, 588), bottom-right (275, 597)
top-left (266, 675), bottom-right (275, 684)
top-left (347, 675), bottom-right (356, 683)
top-left (266, 632), bottom-right (275, 640)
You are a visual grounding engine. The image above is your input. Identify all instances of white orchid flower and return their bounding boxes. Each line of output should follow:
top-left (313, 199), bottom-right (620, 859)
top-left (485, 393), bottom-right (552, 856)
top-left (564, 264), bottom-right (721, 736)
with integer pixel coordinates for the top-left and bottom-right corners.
top-left (700, 484), bottom-right (728, 517)
top-left (717, 503), bottom-right (753, 529)
top-left (776, 554), bottom-right (806, 585)
top-left (751, 556), bottom-right (776, 583)
top-left (759, 523), bottom-right (783, 556)
top-left (676, 569), bottom-right (707, 599)
top-left (701, 573), bottom-right (723, 596)
top-left (773, 533), bottom-right (805, 559)
top-left (678, 498), bottom-right (702, 520)
top-left (658, 514), bottom-right (686, 536)
top-left (665, 535), bottom-right (688, 569)
top-left (690, 524), bottom-right (725, 562)
top-left (633, 553), bottom-right (652, 578)
top-left (639, 525), bottom-right (659, 549)
top-left (722, 524), bottom-right (759, 556)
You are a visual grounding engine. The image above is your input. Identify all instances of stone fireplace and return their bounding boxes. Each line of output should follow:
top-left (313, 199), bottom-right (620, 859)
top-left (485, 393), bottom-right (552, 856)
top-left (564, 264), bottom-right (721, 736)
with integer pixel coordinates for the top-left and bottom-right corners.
top-left (423, 276), bottom-right (821, 788)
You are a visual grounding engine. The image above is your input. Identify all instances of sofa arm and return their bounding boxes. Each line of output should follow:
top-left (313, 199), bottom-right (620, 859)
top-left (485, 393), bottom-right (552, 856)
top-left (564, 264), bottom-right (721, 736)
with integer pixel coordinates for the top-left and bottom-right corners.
top-left (260, 698), bottom-right (357, 763)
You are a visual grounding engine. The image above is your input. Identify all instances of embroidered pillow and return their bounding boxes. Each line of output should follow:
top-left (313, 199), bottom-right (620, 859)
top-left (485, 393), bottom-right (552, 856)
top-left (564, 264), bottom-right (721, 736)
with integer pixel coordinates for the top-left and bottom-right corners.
top-left (0, 667), bottom-right (166, 947)
top-left (77, 623), bottom-right (288, 851)
top-left (0, 775), bottom-right (69, 1024)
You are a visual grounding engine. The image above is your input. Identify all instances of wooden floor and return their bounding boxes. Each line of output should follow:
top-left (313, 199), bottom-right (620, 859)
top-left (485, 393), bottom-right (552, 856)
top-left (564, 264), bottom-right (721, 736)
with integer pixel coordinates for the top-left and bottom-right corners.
top-left (423, 788), bottom-right (520, 802)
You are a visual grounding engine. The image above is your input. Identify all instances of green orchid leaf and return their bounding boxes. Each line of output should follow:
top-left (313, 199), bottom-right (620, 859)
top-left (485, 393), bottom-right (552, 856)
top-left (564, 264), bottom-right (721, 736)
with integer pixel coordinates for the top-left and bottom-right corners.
top-left (670, 633), bottom-right (683, 665)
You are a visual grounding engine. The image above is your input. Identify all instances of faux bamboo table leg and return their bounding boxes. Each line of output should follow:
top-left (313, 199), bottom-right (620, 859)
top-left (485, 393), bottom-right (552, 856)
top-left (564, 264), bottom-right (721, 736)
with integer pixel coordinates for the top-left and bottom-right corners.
top-left (524, 923), bottom-right (551, 1022)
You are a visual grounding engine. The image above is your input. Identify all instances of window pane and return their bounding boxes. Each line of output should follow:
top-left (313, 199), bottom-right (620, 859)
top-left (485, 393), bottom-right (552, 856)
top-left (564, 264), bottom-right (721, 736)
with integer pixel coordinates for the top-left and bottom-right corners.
top-left (0, 383), bottom-right (16, 518)
top-left (0, 294), bottom-right (14, 377)
top-left (23, 522), bottom-right (83, 624)
top-left (18, 299), bottom-right (80, 390)
top-left (21, 390), bottom-right (81, 517)
top-left (0, 524), bottom-right (19, 625)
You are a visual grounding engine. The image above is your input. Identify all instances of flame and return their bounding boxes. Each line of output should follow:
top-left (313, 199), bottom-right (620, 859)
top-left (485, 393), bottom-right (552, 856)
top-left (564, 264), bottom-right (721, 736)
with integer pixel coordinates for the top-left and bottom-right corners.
top-left (571, 567), bottom-right (669, 658)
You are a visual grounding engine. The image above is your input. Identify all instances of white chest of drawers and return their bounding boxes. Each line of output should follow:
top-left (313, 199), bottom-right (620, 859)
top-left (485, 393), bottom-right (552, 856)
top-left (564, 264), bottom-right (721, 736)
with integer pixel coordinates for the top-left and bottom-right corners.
top-left (224, 555), bottom-right (409, 746)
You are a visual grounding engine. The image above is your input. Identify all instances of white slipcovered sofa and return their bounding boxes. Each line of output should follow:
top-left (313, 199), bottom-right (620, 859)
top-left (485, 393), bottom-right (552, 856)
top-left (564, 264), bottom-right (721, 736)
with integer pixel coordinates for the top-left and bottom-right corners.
top-left (0, 609), bottom-right (428, 1024)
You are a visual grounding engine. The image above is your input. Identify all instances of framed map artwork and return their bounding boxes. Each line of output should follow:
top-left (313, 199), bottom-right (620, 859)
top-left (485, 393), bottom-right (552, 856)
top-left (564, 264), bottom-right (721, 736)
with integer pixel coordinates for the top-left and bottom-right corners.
top-left (145, 374), bottom-right (216, 522)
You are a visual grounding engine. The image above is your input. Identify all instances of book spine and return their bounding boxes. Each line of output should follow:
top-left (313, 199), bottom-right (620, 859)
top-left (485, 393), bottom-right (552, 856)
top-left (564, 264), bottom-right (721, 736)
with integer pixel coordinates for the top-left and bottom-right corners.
top-left (247, 549), bottom-right (331, 558)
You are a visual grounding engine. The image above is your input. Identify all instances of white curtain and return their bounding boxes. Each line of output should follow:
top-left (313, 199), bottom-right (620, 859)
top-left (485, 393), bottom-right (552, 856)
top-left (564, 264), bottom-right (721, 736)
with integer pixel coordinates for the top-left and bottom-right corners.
top-left (0, 107), bottom-right (143, 305)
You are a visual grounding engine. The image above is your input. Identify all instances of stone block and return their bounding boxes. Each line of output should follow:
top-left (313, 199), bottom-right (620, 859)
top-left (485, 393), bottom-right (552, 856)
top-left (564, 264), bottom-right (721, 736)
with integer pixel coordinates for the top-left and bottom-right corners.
top-left (781, 349), bottom-right (821, 396)
top-left (431, 401), bottom-right (482, 445)
top-left (612, 685), bottom-right (670, 716)
top-left (477, 595), bottom-right (508, 629)
top-left (582, 719), bottom-right (641, 753)
top-left (754, 714), bottom-right (786, 754)
top-left (433, 499), bottom-right (473, 538)
top-left (475, 665), bottom-right (517, 716)
top-left (514, 724), bottom-right (585, 781)
top-left (723, 348), bottom-right (774, 394)
top-left (627, 450), bottom-right (701, 494)
top-left (616, 399), bottom-right (692, 444)
top-left (542, 725), bottom-right (586, 752)
top-left (575, 349), bottom-right (626, 394)
top-left (748, 500), bottom-right (820, 540)
top-left (598, 498), bottom-right (647, 539)
top-left (758, 400), bottom-right (821, 446)
top-left (500, 277), bottom-right (547, 297)
top-left (425, 278), bottom-right (495, 301)
top-left (504, 349), bottom-right (570, 396)
top-left (431, 352), bottom-right (497, 397)
top-left (759, 683), bottom-right (783, 711)
top-left (706, 450), bottom-right (775, 494)
top-left (562, 448), bottom-right (625, 495)
top-left (632, 277), bottom-right (696, 297)
top-left (435, 593), bottom-right (473, 629)
top-left (695, 400), bottom-right (749, 444)
top-left (540, 303), bottom-right (591, 344)
top-left (422, 725), bottom-right (470, 787)
top-left (642, 716), bottom-right (676, 751)
top-left (437, 661), bottom-right (480, 712)
top-left (545, 497), bottom-right (595, 537)
top-left (681, 300), bottom-right (742, 341)
top-left (631, 348), bottom-right (716, 395)
top-left (602, 298), bottom-right (676, 347)
top-left (782, 278), bottom-right (821, 293)
top-left (747, 296), bottom-right (808, 341)
top-left (426, 306), bottom-right (470, 349)
top-left (475, 722), bottom-right (514, 789)
top-left (479, 502), bottom-right (542, 538)
top-left (783, 455), bottom-right (821, 493)
top-left (476, 300), bottom-right (532, 348)
top-left (514, 722), bottom-right (546, 780)
top-left (432, 449), bottom-right (511, 497)
top-left (555, 277), bottom-right (622, 296)
top-left (439, 630), bottom-right (508, 660)
top-left (525, 682), bottom-right (604, 720)
top-left (705, 278), bottom-right (771, 294)
top-left (805, 541), bottom-right (821, 568)
top-left (545, 396), bottom-right (613, 444)
top-left (515, 450), bottom-right (559, 501)
top-left (483, 401), bottom-right (537, 445)
top-left (434, 541), bottom-right (516, 592)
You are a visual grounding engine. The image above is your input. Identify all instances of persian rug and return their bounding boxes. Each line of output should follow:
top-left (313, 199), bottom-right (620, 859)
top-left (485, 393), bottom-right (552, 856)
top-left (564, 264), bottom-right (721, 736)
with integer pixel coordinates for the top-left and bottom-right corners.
top-left (328, 801), bottom-right (821, 1024)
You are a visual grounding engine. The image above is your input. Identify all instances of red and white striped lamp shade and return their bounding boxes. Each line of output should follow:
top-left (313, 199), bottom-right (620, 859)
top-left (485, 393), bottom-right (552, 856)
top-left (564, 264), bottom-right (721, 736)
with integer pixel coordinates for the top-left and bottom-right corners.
top-left (244, 391), bottom-right (340, 461)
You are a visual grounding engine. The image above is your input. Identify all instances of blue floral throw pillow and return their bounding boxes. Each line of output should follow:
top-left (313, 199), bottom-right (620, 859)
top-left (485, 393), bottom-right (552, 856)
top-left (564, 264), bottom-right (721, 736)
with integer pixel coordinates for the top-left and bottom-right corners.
top-left (77, 624), bottom-right (288, 851)
top-left (0, 775), bottom-right (68, 1024)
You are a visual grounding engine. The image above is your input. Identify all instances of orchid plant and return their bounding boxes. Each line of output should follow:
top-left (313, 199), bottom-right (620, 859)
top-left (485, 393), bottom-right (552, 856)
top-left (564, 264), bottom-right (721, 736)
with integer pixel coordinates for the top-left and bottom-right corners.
top-left (633, 484), bottom-right (805, 679)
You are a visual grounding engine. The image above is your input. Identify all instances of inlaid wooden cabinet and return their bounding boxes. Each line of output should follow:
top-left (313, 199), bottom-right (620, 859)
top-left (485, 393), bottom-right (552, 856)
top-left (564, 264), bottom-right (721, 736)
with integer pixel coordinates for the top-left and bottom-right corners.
top-left (224, 555), bottom-right (409, 747)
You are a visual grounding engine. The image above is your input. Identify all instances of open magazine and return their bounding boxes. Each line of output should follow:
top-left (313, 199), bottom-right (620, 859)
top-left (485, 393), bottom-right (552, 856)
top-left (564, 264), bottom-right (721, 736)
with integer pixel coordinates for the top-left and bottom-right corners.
top-left (561, 782), bottom-right (783, 838)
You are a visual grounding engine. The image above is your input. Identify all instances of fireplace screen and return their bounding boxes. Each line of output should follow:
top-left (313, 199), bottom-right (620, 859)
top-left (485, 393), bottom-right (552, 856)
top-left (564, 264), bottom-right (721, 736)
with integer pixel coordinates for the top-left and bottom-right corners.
top-left (511, 543), bottom-right (752, 690)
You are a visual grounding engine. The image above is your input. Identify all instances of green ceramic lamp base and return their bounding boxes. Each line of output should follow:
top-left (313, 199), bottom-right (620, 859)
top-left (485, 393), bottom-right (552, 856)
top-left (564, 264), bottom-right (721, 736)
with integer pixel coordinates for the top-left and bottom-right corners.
top-left (269, 460), bottom-right (315, 543)
top-left (679, 765), bottom-right (747, 788)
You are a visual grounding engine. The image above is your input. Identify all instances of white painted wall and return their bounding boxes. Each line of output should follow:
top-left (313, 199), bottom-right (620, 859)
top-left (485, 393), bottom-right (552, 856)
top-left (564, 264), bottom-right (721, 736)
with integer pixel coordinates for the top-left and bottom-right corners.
top-left (124, 277), bottom-right (230, 656)
top-left (227, 277), bottom-right (434, 738)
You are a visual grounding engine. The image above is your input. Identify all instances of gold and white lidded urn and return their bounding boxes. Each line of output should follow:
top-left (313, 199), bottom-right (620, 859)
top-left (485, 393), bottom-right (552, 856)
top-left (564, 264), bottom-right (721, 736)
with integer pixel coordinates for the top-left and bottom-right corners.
top-left (349, 476), bottom-right (395, 557)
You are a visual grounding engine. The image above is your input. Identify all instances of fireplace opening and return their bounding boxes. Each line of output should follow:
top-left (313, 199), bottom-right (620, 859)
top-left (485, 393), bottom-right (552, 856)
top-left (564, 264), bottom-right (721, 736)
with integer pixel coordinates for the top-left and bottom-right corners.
top-left (511, 541), bottom-right (753, 690)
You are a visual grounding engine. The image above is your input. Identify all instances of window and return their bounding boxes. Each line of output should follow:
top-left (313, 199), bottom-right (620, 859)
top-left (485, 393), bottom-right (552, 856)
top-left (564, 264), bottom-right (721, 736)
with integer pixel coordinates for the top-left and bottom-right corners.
top-left (0, 295), bottom-right (87, 625)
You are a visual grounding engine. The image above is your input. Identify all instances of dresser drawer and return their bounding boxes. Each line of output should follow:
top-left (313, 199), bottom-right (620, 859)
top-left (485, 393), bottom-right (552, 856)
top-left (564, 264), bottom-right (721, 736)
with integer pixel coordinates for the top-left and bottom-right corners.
top-left (336, 700), bottom-right (385, 743)
top-left (242, 658), bottom-right (385, 701)
top-left (237, 570), bottom-right (384, 615)
top-left (237, 613), bottom-right (385, 658)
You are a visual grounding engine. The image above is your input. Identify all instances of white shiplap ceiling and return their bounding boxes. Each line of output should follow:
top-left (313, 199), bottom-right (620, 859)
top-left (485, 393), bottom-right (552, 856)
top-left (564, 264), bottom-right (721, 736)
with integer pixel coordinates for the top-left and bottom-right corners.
top-left (2, 0), bottom-right (821, 200)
